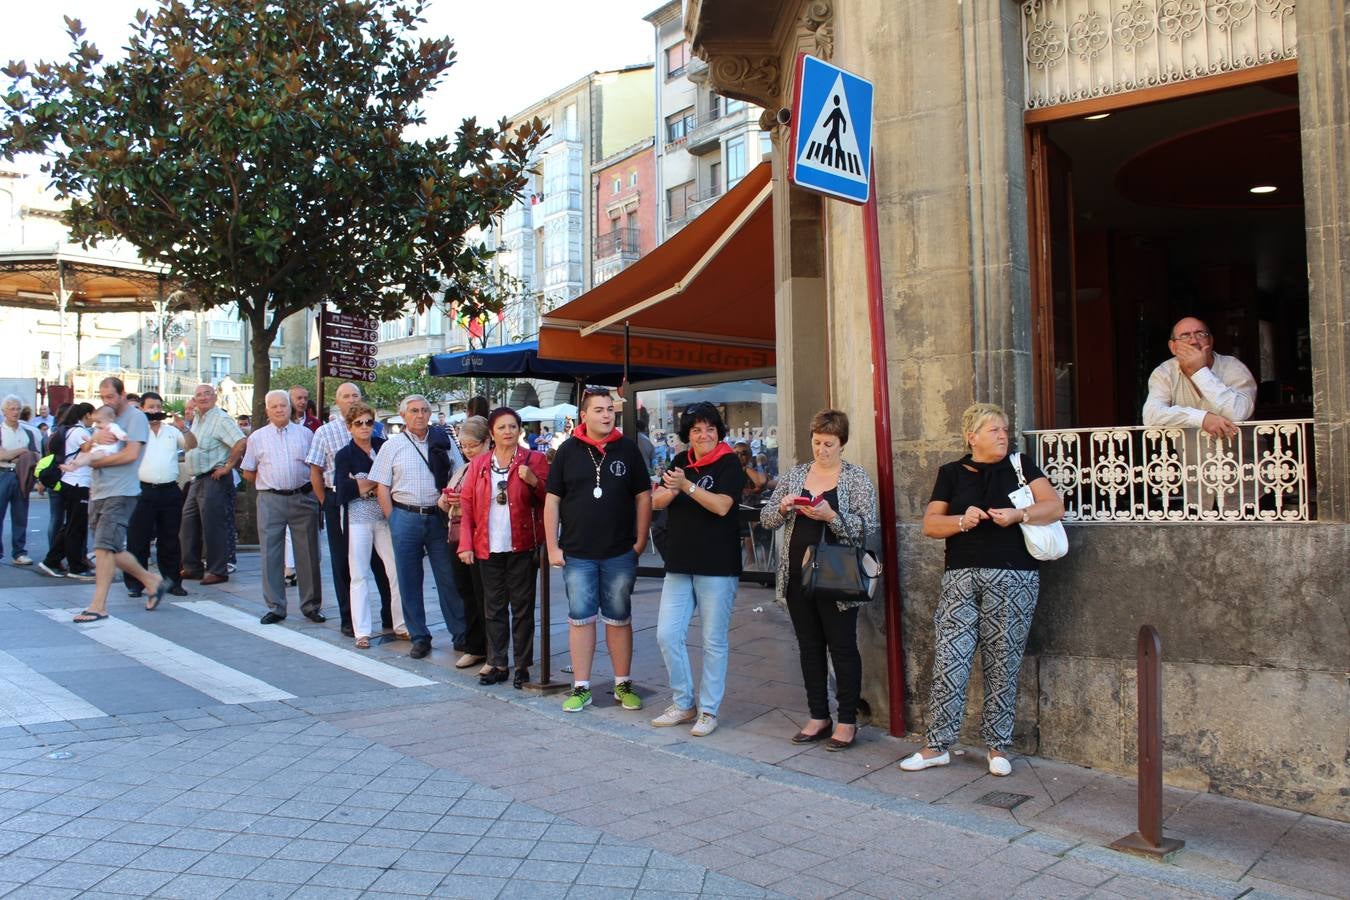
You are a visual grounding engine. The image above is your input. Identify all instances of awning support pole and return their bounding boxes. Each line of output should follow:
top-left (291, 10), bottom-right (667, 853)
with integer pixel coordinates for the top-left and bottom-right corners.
top-left (155, 276), bottom-right (168, 396)
top-left (56, 261), bottom-right (68, 385)
top-left (864, 170), bottom-right (906, 737)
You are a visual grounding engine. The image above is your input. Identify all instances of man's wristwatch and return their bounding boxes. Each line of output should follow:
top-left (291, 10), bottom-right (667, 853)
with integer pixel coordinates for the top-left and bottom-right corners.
top-left (686, 482), bottom-right (697, 495)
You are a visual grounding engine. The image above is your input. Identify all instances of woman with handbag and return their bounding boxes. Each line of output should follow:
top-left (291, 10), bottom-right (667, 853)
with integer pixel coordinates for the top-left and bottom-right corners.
top-left (902, 402), bottom-right (1064, 777)
top-left (650, 402), bottom-right (746, 738)
top-left (760, 409), bottom-right (878, 751)
top-left (457, 408), bottom-right (549, 689)
top-left (441, 415), bottom-right (490, 673)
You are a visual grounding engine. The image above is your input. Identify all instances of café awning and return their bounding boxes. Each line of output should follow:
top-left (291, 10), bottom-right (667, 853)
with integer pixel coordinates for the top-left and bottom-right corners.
top-left (538, 161), bottom-right (774, 376)
top-left (0, 244), bottom-right (188, 314)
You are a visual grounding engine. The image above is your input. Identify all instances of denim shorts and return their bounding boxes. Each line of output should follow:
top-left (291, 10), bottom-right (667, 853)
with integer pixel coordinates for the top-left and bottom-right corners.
top-left (563, 550), bottom-right (637, 626)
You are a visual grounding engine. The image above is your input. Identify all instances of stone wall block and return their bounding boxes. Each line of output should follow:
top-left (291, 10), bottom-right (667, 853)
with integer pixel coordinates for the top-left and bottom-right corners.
top-left (1037, 654), bottom-right (1127, 771)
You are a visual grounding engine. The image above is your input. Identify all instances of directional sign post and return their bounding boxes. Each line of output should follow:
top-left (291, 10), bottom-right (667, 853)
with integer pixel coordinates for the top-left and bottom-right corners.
top-left (319, 307), bottom-right (378, 388)
top-left (789, 53), bottom-right (875, 205)
top-left (789, 53), bottom-right (902, 736)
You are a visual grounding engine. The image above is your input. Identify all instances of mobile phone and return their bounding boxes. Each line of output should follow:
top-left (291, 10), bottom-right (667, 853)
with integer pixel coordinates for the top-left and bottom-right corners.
top-left (792, 495), bottom-right (821, 507)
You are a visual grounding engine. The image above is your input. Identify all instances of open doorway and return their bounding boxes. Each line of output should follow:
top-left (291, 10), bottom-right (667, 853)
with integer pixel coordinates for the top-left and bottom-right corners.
top-left (1028, 74), bottom-right (1309, 430)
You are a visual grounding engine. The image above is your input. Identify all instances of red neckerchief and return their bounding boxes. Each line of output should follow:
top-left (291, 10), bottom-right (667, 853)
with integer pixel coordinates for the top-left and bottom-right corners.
top-left (573, 423), bottom-right (623, 453)
top-left (682, 441), bottom-right (735, 471)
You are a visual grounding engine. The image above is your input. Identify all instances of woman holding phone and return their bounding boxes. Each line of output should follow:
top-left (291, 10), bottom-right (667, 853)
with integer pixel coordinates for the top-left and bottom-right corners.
top-left (760, 409), bottom-right (878, 750)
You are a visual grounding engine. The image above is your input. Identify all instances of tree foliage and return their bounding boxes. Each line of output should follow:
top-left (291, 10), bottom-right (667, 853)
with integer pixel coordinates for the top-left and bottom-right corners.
top-left (0, 0), bottom-right (543, 422)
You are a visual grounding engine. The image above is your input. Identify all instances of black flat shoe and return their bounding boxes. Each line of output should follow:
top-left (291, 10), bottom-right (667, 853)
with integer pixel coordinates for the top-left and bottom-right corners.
top-left (304, 611), bottom-right (327, 623)
top-left (260, 612), bottom-right (286, 625)
top-left (790, 719), bottom-right (833, 744)
top-left (513, 669), bottom-right (529, 690)
top-left (479, 667), bottom-right (509, 686)
top-left (825, 736), bottom-right (856, 752)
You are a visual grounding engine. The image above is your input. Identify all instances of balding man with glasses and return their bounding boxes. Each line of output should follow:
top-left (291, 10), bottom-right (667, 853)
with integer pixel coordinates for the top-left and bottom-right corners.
top-left (368, 395), bottom-right (466, 659)
top-left (1143, 316), bottom-right (1256, 438)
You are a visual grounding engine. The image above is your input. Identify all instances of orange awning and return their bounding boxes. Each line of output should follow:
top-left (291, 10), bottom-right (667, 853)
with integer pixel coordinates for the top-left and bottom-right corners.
top-left (539, 161), bottom-right (774, 375)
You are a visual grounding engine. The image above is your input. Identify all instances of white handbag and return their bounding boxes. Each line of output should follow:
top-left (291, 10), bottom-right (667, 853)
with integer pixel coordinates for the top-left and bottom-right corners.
top-left (1009, 452), bottom-right (1068, 561)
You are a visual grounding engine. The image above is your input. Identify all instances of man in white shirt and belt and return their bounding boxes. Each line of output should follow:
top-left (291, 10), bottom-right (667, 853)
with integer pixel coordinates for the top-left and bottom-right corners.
top-left (1143, 316), bottom-right (1257, 437)
top-left (126, 391), bottom-right (196, 599)
top-left (368, 394), bottom-right (465, 659)
top-left (241, 389), bottom-right (323, 625)
top-left (0, 395), bottom-right (40, 566)
top-left (307, 381), bottom-right (393, 638)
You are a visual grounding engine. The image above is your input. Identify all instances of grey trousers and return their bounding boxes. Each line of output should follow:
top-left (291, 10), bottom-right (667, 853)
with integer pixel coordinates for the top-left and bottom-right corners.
top-left (924, 567), bottom-right (1039, 752)
top-left (180, 474), bottom-right (232, 577)
top-left (257, 489), bottom-right (322, 617)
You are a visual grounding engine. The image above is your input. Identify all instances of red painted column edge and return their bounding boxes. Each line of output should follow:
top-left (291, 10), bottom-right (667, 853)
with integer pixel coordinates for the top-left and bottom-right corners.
top-left (863, 170), bottom-right (906, 737)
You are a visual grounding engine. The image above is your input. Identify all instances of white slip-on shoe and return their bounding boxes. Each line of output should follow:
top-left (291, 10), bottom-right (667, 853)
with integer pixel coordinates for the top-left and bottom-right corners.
top-left (988, 753), bottom-right (1012, 776)
top-left (899, 750), bottom-right (950, 771)
top-left (455, 653), bottom-right (485, 668)
top-left (651, 704), bottom-right (697, 727)
top-left (690, 712), bottom-right (718, 737)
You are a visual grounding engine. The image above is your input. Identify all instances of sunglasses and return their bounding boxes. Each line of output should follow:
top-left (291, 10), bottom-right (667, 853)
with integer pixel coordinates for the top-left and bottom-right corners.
top-left (495, 480), bottom-right (508, 505)
top-left (352, 419), bottom-right (374, 427)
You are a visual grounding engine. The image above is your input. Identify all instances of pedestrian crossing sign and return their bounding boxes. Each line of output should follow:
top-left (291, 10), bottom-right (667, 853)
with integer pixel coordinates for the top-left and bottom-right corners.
top-left (789, 53), bottom-right (874, 205)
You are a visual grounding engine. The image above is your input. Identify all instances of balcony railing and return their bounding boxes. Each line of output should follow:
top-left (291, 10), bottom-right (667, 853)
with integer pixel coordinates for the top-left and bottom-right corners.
top-left (593, 228), bottom-right (641, 261)
top-left (1025, 420), bottom-right (1315, 523)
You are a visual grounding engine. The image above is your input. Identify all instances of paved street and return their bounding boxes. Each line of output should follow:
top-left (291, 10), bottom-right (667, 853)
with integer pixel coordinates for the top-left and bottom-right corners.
top-left (0, 503), bottom-right (1345, 898)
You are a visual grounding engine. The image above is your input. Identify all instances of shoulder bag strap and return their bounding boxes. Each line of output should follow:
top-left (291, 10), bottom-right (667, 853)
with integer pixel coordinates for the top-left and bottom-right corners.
top-left (1010, 452), bottom-right (1028, 488)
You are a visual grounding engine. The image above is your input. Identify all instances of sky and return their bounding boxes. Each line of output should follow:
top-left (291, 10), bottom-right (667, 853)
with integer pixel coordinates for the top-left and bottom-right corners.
top-left (0, 0), bottom-right (656, 171)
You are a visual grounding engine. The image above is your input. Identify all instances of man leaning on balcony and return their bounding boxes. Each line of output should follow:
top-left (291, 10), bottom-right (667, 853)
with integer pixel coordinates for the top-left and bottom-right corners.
top-left (1142, 316), bottom-right (1257, 438)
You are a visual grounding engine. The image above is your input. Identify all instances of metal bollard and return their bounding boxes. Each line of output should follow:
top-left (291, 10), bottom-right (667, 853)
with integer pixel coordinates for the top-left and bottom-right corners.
top-left (1109, 625), bottom-right (1185, 860)
top-left (523, 559), bottom-right (567, 695)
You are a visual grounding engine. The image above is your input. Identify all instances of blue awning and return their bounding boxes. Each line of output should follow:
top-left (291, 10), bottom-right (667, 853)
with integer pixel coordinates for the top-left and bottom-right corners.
top-left (426, 341), bottom-right (698, 385)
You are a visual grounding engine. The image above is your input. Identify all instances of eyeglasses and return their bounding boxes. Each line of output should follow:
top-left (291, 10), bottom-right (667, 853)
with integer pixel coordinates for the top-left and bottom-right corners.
top-left (1170, 330), bottom-right (1211, 342)
top-left (351, 419), bottom-right (374, 428)
top-left (495, 480), bottom-right (508, 505)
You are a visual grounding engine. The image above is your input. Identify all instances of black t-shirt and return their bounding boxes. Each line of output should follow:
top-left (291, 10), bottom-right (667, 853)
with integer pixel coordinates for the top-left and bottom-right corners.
top-left (546, 435), bottom-right (651, 559)
top-left (663, 450), bottom-right (746, 576)
top-left (929, 454), bottom-right (1046, 572)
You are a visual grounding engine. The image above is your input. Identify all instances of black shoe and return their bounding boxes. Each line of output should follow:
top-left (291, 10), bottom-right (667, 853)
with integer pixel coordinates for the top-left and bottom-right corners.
top-left (167, 584), bottom-right (189, 597)
top-left (285, 574), bottom-right (298, 587)
top-left (513, 669), bottom-right (529, 690)
top-left (304, 611), bottom-right (327, 624)
top-left (260, 612), bottom-right (286, 625)
top-left (790, 719), bottom-right (833, 744)
top-left (479, 667), bottom-right (509, 686)
top-left (410, 640), bottom-right (431, 660)
top-left (340, 624), bottom-right (355, 638)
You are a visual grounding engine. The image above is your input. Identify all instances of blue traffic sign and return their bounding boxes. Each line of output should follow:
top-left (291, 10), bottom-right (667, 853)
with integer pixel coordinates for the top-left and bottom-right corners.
top-left (789, 54), bottom-right (874, 205)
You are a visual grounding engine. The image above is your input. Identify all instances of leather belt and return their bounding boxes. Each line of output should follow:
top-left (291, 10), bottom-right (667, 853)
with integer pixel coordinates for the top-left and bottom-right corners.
top-left (140, 481), bottom-right (179, 489)
top-left (393, 500), bottom-right (440, 515)
top-left (263, 484), bottom-right (313, 496)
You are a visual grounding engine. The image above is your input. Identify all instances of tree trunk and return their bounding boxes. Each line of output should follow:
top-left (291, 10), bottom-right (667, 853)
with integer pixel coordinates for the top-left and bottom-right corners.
top-left (249, 326), bottom-right (274, 427)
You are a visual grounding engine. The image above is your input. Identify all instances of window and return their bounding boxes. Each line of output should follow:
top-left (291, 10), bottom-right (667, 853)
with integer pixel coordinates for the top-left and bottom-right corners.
top-left (708, 94), bottom-right (723, 121)
top-left (709, 162), bottom-right (722, 197)
top-left (95, 347), bottom-right (121, 372)
top-left (664, 42), bottom-right (689, 80)
top-left (666, 181), bottom-right (696, 222)
top-left (760, 130), bottom-right (773, 156)
top-left (726, 135), bottom-right (747, 186)
top-left (272, 327), bottom-right (283, 347)
top-left (613, 177), bottom-right (622, 195)
top-left (725, 97), bottom-right (746, 115)
top-left (270, 358), bottom-right (281, 373)
top-left (210, 354), bottom-right (231, 381)
top-left (564, 104), bottom-right (578, 141)
top-left (665, 107), bottom-right (696, 143)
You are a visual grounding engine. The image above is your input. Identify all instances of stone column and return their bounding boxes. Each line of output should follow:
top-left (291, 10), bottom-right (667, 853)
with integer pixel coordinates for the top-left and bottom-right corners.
top-left (1298, 1), bottom-right (1350, 523)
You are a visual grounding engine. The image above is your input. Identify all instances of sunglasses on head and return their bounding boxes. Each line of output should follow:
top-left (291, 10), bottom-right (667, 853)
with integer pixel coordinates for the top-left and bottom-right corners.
top-left (495, 480), bottom-right (508, 505)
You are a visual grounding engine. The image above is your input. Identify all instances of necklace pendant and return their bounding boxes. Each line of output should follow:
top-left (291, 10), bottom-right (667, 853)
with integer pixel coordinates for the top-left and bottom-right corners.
top-left (593, 486), bottom-right (604, 499)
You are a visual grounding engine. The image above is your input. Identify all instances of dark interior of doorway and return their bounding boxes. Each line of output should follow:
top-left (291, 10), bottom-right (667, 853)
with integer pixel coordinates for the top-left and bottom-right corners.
top-left (1039, 76), bottom-right (1308, 429)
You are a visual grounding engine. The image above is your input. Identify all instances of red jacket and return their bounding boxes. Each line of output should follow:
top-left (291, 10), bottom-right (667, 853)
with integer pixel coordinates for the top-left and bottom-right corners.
top-left (457, 448), bottom-right (549, 559)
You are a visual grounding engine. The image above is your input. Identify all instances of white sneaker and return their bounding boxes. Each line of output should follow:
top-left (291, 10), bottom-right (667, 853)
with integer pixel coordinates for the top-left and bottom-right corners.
top-left (690, 712), bottom-right (718, 737)
top-left (988, 753), bottom-right (1012, 776)
top-left (13, 555), bottom-right (32, 566)
top-left (899, 750), bottom-right (950, 771)
top-left (35, 561), bottom-right (64, 578)
top-left (650, 704), bottom-right (697, 727)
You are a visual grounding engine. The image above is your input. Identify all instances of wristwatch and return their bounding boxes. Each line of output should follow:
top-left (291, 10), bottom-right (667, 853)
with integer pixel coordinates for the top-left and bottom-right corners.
top-left (686, 482), bottom-right (697, 495)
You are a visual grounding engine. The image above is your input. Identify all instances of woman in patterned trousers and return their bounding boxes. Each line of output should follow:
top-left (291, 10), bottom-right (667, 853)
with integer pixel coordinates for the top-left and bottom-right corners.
top-left (901, 403), bottom-right (1064, 777)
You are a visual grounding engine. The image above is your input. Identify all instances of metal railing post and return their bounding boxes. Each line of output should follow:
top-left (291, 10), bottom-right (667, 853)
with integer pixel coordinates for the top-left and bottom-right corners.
top-left (1110, 625), bottom-right (1185, 860)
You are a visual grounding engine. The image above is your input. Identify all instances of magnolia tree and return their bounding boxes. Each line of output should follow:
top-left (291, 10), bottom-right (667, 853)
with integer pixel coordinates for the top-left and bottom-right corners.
top-left (1, 0), bottom-right (542, 422)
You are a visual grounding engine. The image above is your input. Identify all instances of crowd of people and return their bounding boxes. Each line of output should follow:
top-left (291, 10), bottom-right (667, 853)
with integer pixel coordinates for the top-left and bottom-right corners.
top-left (4, 314), bottom-right (1250, 766)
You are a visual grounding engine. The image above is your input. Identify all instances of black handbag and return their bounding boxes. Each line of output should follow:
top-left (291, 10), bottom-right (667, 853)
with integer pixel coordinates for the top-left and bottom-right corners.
top-left (800, 529), bottom-right (882, 605)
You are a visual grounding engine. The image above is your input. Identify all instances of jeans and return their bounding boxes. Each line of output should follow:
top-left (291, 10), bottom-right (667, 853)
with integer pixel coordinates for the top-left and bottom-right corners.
top-left (347, 518), bottom-right (404, 640)
top-left (46, 489), bottom-right (65, 557)
top-left (0, 470), bottom-right (29, 559)
top-left (126, 482), bottom-right (184, 593)
top-left (562, 551), bottom-right (637, 626)
top-left (388, 508), bottom-right (465, 643)
top-left (656, 573), bottom-right (738, 716)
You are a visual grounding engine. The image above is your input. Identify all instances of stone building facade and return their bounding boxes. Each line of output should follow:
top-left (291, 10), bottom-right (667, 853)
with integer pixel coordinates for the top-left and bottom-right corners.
top-left (686, 0), bottom-right (1348, 820)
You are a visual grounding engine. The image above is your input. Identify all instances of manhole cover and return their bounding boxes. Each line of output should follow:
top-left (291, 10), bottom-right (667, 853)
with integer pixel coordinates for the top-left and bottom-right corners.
top-left (45, 751), bottom-right (75, 760)
top-left (976, 790), bottom-right (1032, 810)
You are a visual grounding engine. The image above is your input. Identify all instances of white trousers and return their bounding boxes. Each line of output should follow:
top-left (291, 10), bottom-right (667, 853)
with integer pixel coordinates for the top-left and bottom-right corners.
top-left (348, 518), bottom-right (404, 639)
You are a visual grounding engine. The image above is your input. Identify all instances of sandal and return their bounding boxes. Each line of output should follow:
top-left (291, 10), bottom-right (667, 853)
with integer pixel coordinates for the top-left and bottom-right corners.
top-left (354, 637), bottom-right (370, 650)
top-left (145, 579), bottom-right (168, 611)
top-left (73, 610), bottom-right (108, 624)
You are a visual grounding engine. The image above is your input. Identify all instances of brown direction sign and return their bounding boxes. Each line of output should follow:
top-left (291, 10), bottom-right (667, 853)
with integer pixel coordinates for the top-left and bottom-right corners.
top-left (323, 349), bottom-right (377, 368)
top-left (324, 323), bottom-right (378, 342)
top-left (323, 361), bottom-right (376, 382)
top-left (324, 311), bottom-right (377, 330)
top-left (325, 337), bottom-right (377, 357)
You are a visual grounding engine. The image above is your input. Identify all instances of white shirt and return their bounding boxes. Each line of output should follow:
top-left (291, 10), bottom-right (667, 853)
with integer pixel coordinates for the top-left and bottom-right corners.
top-left (367, 429), bottom-right (441, 506)
top-left (1142, 353), bottom-right (1258, 428)
top-left (138, 424), bottom-right (185, 484)
top-left (241, 422), bottom-right (314, 491)
top-left (89, 422), bottom-right (129, 457)
top-left (487, 459), bottom-right (513, 553)
top-left (0, 422), bottom-right (30, 460)
top-left (61, 426), bottom-right (92, 488)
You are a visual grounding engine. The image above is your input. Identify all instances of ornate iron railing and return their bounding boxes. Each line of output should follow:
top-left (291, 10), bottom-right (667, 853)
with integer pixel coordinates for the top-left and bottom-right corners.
top-left (1021, 0), bottom-right (1298, 111)
top-left (1025, 420), bottom-right (1314, 522)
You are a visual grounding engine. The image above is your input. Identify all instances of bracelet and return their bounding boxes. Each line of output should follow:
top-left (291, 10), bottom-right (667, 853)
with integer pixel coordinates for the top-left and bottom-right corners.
top-left (958, 516), bottom-right (967, 533)
top-left (1022, 509), bottom-right (1030, 524)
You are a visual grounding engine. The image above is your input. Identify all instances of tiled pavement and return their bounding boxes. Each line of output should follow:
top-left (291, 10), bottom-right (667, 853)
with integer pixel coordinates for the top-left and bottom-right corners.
top-left (0, 536), bottom-right (1345, 898)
